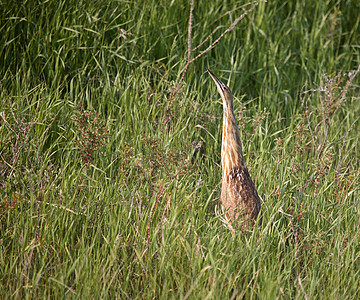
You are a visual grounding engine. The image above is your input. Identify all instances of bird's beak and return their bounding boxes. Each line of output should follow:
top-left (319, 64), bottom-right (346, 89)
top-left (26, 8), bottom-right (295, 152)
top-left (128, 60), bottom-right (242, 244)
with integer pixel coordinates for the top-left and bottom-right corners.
top-left (207, 69), bottom-right (226, 93)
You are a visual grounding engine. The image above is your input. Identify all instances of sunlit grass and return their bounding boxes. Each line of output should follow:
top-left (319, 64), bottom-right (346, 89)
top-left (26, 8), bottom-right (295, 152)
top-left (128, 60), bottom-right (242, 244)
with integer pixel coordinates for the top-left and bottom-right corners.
top-left (1, 0), bottom-right (360, 298)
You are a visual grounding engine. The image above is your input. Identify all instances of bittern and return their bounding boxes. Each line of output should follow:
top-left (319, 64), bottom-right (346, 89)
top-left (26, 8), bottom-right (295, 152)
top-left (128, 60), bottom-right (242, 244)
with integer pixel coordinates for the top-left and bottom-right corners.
top-left (207, 69), bottom-right (261, 224)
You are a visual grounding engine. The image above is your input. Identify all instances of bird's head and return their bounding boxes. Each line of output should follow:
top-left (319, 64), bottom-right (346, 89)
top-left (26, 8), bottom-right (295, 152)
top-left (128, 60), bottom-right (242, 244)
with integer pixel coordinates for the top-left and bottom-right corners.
top-left (207, 69), bottom-right (233, 108)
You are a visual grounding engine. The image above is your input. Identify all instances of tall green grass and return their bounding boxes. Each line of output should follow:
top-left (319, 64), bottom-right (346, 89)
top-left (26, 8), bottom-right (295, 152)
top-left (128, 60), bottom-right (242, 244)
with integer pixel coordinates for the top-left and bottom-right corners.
top-left (1, 0), bottom-right (360, 298)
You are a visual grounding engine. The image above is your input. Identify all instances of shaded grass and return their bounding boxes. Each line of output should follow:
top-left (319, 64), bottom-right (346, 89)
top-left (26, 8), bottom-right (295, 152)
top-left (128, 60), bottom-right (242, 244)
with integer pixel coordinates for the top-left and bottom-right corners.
top-left (1, 0), bottom-right (360, 298)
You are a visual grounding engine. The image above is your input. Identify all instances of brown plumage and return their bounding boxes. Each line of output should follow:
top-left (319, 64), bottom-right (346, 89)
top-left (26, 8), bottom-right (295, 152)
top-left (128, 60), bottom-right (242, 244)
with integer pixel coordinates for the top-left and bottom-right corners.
top-left (207, 69), bottom-right (261, 225)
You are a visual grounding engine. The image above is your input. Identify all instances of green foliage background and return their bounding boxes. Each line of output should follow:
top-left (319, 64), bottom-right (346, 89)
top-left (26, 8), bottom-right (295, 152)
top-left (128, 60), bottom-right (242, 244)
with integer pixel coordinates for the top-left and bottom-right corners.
top-left (1, 0), bottom-right (360, 298)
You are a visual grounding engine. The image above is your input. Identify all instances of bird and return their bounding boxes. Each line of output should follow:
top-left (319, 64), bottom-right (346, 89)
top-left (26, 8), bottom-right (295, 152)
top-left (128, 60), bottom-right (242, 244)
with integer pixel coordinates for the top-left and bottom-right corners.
top-left (207, 69), bottom-right (261, 225)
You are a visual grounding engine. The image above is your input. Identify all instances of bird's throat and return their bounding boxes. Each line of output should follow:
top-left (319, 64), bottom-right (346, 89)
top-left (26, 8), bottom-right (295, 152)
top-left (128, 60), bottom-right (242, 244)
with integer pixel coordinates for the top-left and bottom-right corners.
top-left (221, 108), bottom-right (244, 179)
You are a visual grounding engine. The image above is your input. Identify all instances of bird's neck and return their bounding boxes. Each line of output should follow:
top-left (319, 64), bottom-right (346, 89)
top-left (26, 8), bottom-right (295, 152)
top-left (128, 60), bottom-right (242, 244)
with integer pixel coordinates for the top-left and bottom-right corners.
top-left (221, 105), bottom-right (244, 179)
